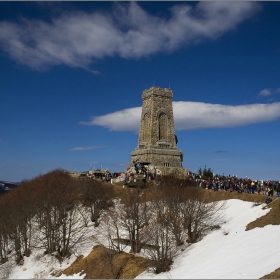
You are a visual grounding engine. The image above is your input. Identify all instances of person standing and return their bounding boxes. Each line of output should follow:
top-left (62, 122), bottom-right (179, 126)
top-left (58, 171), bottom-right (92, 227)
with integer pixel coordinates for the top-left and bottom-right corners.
top-left (277, 183), bottom-right (280, 197)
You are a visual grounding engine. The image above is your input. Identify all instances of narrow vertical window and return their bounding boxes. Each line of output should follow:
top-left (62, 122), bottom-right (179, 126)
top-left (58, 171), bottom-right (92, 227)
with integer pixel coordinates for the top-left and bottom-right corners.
top-left (140, 113), bottom-right (148, 142)
top-left (159, 113), bottom-right (168, 140)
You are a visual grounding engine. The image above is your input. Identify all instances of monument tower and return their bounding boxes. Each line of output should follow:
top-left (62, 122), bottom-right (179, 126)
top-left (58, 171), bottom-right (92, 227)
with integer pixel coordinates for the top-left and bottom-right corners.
top-left (131, 86), bottom-right (186, 176)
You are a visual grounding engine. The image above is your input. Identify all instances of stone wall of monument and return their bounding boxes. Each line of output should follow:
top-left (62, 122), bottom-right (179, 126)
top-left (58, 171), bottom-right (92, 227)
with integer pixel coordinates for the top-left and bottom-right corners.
top-left (131, 86), bottom-right (187, 176)
top-left (131, 148), bottom-right (182, 167)
top-left (138, 87), bottom-right (176, 149)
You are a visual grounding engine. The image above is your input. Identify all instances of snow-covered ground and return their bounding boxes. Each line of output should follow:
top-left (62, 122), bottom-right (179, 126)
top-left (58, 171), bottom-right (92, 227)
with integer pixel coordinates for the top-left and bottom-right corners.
top-left (1, 199), bottom-right (280, 279)
top-left (137, 199), bottom-right (280, 279)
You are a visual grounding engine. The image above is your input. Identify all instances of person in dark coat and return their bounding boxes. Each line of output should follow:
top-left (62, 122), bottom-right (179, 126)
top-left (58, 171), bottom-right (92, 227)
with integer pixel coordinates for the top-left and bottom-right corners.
top-left (277, 184), bottom-right (280, 197)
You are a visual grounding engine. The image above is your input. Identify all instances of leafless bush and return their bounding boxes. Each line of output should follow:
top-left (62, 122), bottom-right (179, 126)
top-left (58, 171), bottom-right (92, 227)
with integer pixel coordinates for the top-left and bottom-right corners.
top-left (182, 188), bottom-right (226, 243)
top-left (0, 261), bottom-right (13, 279)
top-left (98, 204), bottom-right (128, 253)
top-left (142, 185), bottom-right (226, 274)
top-left (79, 178), bottom-right (115, 225)
top-left (143, 199), bottom-right (179, 274)
top-left (106, 190), bottom-right (152, 254)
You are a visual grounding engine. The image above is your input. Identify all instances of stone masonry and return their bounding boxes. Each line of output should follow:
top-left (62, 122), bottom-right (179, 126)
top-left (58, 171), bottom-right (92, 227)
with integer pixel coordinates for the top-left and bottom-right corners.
top-left (131, 86), bottom-right (188, 176)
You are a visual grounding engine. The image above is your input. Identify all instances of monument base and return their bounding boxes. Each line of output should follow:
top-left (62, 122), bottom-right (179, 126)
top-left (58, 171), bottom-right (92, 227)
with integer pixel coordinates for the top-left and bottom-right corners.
top-left (131, 148), bottom-right (188, 177)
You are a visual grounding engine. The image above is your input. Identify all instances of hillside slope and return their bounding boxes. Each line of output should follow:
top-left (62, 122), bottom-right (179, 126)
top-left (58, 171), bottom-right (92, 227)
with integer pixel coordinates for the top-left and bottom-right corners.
top-left (2, 194), bottom-right (280, 279)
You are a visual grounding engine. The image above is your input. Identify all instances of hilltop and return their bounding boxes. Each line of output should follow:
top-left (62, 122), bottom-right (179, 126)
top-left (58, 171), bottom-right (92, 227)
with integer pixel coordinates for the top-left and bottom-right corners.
top-left (1, 172), bottom-right (280, 279)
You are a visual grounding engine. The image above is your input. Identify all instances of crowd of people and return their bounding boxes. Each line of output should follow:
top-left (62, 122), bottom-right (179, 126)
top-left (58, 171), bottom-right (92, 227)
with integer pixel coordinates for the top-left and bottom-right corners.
top-left (193, 175), bottom-right (280, 197)
top-left (95, 165), bottom-right (280, 200)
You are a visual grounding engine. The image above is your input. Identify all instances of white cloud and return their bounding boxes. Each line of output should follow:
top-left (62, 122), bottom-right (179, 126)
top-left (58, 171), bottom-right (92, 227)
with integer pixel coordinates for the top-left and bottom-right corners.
top-left (259, 89), bottom-right (272, 96)
top-left (81, 101), bottom-right (280, 131)
top-left (173, 102), bottom-right (280, 130)
top-left (80, 107), bottom-right (142, 132)
top-left (70, 146), bottom-right (106, 151)
top-left (0, 2), bottom-right (261, 70)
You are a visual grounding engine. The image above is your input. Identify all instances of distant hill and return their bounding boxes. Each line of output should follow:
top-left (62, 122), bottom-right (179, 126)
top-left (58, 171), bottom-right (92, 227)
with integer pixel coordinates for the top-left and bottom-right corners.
top-left (0, 181), bottom-right (20, 195)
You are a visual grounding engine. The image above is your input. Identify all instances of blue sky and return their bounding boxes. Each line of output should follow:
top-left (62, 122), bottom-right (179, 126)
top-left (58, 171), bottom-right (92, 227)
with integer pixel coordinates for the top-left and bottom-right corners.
top-left (1, 1), bottom-right (280, 182)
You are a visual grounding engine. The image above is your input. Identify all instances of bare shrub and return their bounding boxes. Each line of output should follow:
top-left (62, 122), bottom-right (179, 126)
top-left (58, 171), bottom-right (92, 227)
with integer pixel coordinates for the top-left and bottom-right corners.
top-left (154, 185), bottom-right (187, 246)
top-left (182, 187), bottom-right (226, 243)
top-left (143, 198), bottom-right (179, 274)
top-left (143, 183), bottom-right (225, 274)
top-left (31, 170), bottom-right (88, 259)
top-left (79, 178), bottom-right (115, 225)
top-left (118, 190), bottom-right (152, 253)
top-left (98, 203), bottom-right (128, 253)
top-left (0, 261), bottom-right (13, 279)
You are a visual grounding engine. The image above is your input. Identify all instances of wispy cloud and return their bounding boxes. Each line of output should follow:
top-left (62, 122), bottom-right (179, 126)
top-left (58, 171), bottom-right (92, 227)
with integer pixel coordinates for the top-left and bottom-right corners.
top-left (70, 146), bottom-right (106, 151)
top-left (259, 87), bottom-right (280, 97)
top-left (81, 101), bottom-right (280, 131)
top-left (259, 89), bottom-right (272, 96)
top-left (0, 2), bottom-right (261, 70)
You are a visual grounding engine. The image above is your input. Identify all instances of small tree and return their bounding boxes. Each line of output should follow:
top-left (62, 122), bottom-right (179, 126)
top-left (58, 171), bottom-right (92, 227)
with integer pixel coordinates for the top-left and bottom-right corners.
top-left (144, 198), bottom-right (178, 274)
top-left (0, 199), bottom-right (11, 263)
top-left (99, 204), bottom-right (127, 253)
top-left (97, 202), bottom-right (132, 279)
top-left (152, 185), bottom-right (186, 247)
top-left (2, 183), bottom-right (37, 264)
top-left (33, 170), bottom-right (87, 260)
top-left (182, 188), bottom-right (225, 243)
top-left (118, 190), bottom-right (151, 253)
top-left (0, 229), bottom-right (9, 263)
top-left (80, 178), bottom-right (115, 226)
top-left (203, 166), bottom-right (213, 179)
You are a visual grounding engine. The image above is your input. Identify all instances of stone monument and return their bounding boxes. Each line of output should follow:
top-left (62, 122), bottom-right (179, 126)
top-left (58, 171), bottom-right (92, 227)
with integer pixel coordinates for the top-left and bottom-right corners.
top-left (131, 86), bottom-right (187, 176)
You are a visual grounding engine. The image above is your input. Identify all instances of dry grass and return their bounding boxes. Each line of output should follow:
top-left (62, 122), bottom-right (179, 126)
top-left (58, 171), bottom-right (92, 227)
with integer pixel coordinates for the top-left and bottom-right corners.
top-left (246, 197), bottom-right (280, 230)
top-left (204, 189), bottom-right (268, 204)
top-left (63, 245), bottom-right (155, 279)
top-left (261, 267), bottom-right (280, 279)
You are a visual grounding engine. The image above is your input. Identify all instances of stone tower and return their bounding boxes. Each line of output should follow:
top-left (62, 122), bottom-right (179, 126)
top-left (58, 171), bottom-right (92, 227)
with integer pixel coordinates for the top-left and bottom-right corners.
top-left (131, 86), bottom-right (186, 176)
